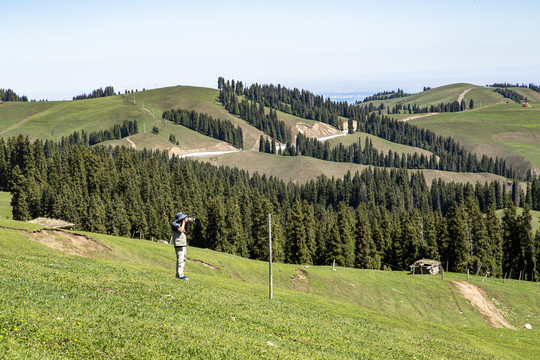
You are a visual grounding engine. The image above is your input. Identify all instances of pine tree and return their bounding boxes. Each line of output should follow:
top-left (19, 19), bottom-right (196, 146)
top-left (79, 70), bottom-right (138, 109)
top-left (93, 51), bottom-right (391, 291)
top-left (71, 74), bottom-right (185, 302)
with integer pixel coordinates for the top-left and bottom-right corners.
top-left (9, 165), bottom-right (30, 220)
top-left (535, 230), bottom-right (540, 281)
top-left (502, 202), bottom-right (518, 278)
top-left (399, 209), bottom-right (423, 268)
top-left (446, 202), bottom-right (469, 272)
top-left (286, 200), bottom-right (310, 264)
top-left (465, 197), bottom-right (489, 275)
top-left (485, 206), bottom-right (503, 277)
top-left (355, 210), bottom-right (380, 269)
top-left (258, 135), bottom-right (265, 152)
top-left (207, 197), bottom-right (229, 252)
top-left (519, 205), bottom-right (536, 281)
top-left (250, 197), bottom-right (273, 261)
top-left (337, 202), bottom-right (355, 267)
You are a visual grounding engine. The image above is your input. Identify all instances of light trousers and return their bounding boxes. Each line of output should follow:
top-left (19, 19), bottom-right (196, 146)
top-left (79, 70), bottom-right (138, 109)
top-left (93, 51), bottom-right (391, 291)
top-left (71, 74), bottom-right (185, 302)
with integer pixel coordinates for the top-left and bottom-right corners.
top-left (175, 246), bottom-right (187, 278)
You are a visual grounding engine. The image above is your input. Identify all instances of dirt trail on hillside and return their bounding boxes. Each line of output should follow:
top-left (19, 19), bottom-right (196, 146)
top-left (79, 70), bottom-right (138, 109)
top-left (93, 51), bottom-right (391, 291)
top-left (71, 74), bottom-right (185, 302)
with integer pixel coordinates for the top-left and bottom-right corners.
top-left (0, 114), bottom-right (35, 135)
top-left (452, 281), bottom-right (515, 329)
top-left (125, 136), bottom-right (137, 149)
top-left (400, 113), bottom-right (439, 122)
top-left (457, 88), bottom-right (472, 104)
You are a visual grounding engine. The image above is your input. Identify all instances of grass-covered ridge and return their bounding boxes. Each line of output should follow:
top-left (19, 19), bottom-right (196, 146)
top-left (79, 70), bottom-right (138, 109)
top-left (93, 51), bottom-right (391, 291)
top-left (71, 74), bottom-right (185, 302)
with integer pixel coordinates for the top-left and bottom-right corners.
top-left (409, 101), bottom-right (540, 171)
top-left (0, 218), bottom-right (539, 359)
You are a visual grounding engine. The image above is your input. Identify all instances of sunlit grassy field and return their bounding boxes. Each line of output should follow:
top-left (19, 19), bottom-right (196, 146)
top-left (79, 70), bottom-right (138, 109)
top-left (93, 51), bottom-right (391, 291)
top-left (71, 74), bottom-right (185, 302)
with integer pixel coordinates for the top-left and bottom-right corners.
top-left (409, 102), bottom-right (540, 171)
top-left (0, 218), bottom-right (539, 359)
top-left (0, 192), bottom-right (11, 219)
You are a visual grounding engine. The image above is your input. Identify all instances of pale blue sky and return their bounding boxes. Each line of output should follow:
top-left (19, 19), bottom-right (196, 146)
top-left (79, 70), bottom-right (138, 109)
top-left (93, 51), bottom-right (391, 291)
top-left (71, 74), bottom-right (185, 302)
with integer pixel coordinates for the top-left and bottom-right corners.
top-left (2, 0), bottom-right (539, 100)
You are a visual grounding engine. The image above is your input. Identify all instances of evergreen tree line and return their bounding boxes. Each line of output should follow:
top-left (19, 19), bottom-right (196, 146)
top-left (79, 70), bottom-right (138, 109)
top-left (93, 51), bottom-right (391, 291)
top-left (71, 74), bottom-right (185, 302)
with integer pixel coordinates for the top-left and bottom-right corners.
top-left (490, 83), bottom-right (529, 88)
top-left (218, 84), bottom-right (291, 144)
top-left (73, 86), bottom-right (116, 101)
top-left (57, 120), bottom-right (139, 147)
top-left (258, 135), bottom-right (277, 154)
top-left (381, 100), bottom-right (472, 116)
top-left (2, 135), bottom-right (540, 279)
top-left (493, 88), bottom-right (528, 103)
top-left (0, 88), bottom-right (28, 102)
top-left (407, 100), bottom-right (468, 114)
top-left (162, 108), bottom-right (243, 149)
top-left (286, 134), bottom-right (442, 172)
top-left (489, 83), bottom-right (540, 92)
top-left (362, 89), bottom-right (409, 102)
top-left (222, 78), bottom-right (352, 127)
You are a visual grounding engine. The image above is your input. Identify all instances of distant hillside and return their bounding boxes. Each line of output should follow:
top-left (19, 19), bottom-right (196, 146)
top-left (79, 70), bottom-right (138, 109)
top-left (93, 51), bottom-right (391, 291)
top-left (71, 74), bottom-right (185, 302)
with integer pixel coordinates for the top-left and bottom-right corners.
top-left (2, 81), bottom-right (540, 177)
top-left (409, 100), bottom-right (540, 172)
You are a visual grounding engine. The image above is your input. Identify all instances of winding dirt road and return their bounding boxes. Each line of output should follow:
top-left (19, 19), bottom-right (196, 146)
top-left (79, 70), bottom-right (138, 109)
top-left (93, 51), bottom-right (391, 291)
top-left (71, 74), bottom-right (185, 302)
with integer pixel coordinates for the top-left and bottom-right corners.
top-left (457, 88), bottom-right (472, 104)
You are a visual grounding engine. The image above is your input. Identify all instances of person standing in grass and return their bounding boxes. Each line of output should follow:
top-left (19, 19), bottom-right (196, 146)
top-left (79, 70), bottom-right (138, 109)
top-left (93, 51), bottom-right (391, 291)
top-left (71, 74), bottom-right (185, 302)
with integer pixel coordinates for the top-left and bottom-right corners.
top-left (170, 212), bottom-right (194, 280)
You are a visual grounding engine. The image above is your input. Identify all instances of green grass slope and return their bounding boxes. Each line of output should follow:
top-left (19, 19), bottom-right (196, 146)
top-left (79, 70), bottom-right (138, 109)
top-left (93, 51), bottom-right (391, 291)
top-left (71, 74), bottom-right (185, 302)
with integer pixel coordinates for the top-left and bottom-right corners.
top-left (0, 191), bottom-right (12, 219)
top-left (0, 96), bottom-right (153, 140)
top-left (0, 87), bottom-right (266, 150)
top-left (0, 218), bottom-right (539, 359)
top-left (495, 207), bottom-right (540, 234)
top-left (202, 151), bottom-right (507, 185)
top-left (409, 102), bottom-right (540, 171)
top-left (123, 86), bottom-right (267, 149)
top-left (363, 83), bottom-right (481, 108)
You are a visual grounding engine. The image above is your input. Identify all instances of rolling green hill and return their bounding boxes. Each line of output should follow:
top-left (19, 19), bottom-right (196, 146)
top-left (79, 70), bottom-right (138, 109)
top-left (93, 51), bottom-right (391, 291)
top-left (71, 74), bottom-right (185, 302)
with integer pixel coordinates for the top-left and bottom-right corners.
top-left (409, 101), bottom-right (540, 171)
top-left (363, 83), bottom-right (505, 110)
top-left (0, 191), bottom-right (11, 219)
top-left (0, 218), bottom-right (538, 359)
top-left (2, 82), bottom-right (540, 178)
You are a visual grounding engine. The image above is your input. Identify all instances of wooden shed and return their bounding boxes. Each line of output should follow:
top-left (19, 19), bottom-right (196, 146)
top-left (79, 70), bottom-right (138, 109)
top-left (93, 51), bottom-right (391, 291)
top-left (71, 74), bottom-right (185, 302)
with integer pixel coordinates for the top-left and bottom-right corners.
top-left (410, 259), bottom-right (441, 275)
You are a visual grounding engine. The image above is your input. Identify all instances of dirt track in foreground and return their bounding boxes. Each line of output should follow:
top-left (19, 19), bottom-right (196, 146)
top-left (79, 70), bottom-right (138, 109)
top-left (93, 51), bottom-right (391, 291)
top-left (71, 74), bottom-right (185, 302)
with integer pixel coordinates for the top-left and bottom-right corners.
top-left (453, 281), bottom-right (515, 329)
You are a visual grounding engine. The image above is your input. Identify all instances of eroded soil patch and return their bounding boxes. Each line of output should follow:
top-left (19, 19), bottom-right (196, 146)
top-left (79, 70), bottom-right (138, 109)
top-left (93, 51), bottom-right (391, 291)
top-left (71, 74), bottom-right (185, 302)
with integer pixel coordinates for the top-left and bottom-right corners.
top-left (31, 229), bottom-right (112, 257)
top-left (189, 258), bottom-right (219, 270)
top-left (291, 268), bottom-right (309, 292)
top-left (452, 281), bottom-right (515, 329)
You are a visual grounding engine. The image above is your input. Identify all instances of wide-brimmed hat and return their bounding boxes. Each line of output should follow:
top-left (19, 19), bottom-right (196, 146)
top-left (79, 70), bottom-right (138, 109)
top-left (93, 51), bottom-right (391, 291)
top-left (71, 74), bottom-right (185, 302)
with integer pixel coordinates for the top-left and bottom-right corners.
top-left (175, 212), bottom-right (188, 220)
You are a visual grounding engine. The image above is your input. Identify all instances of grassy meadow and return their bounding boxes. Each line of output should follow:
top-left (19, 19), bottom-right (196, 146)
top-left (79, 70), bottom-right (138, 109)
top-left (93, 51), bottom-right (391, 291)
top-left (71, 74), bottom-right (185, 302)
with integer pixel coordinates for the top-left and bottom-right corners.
top-left (495, 207), bottom-right (540, 234)
top-left (409, 102), bottom-right (540, 171)
top-left (0, 192), bottom-right (12, 219)
top-left (123, 86), bottom-right (266, 149)
top-left (0, 218), bottom-right (539, 359)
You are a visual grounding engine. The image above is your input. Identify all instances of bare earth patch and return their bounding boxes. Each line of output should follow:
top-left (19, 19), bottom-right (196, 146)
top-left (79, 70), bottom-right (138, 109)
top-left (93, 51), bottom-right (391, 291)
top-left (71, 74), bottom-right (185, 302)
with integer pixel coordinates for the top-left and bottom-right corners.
top-left (400, 113), bottom-right (439, 122)
top-left (125, 136), bottom-right (137, 149)
top-left (452, 281), bottom-right (515, 329)
top-left (168, 142), bottom-right (236, 157)
top-left (31, 229), bottom-right (112, 257)
top-left (189, 258), bottom-right (219, 270)
top-left (457, 88), bottom-right (472, 104)
top-left (296, 121), bottom-right (341, 139)
top-left (291, 268), bottom-right (309, 292)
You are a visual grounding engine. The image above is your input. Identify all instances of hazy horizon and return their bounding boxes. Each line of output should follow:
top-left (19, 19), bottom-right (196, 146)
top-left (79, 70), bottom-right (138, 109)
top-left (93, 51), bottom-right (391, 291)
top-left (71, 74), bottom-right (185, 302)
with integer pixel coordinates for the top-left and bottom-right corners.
top-left (2, 0), bottom-right (539, 101)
